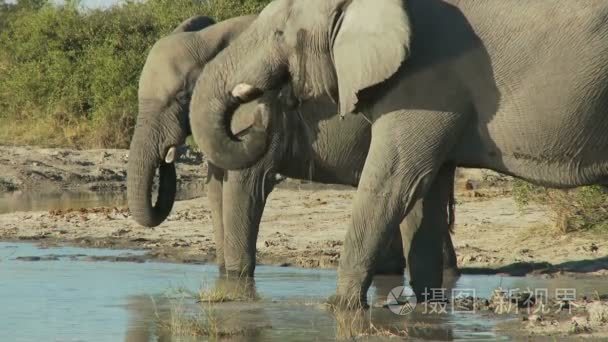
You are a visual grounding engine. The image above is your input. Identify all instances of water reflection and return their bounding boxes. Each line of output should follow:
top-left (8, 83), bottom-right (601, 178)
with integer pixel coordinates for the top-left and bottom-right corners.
top-left (0, 190), bottom-right (126, 214)
top-left (0, 184), bottom-right (205, 214)
top-left (121, 274), bottom-right (486, 341)
top-left (121, 274), bottom-right (487, 341)
top-left (124, 296), bottom-right (159, 342)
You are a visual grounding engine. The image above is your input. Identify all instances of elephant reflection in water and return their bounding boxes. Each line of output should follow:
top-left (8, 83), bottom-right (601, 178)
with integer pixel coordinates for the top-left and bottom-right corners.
top-left (123, 278), bottom-right (268, 341)
top-left (123, 277), bottom-right (456, 341)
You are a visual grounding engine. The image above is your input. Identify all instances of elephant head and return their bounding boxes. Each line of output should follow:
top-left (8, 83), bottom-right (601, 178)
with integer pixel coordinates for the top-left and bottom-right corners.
top-left (127, 15), bottom-right (256, 227)
top-left (189, 0), bottom-right (411, 170)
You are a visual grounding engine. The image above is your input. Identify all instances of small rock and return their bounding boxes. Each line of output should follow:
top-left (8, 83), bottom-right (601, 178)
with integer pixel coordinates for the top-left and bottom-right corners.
top-left (16, 256), bottom-right (41, 261)
top-left (583, 243), bottom-right (599, 253)
top-left (98, 151), bottom-right (110, 162)
top-left (464, 180), bottom-right (475, 190)
top-left (15, 255), bottom-right (60, 262)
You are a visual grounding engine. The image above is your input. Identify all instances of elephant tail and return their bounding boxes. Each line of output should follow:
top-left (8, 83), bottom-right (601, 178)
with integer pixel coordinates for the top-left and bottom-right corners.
top-left (448, 182), bottom-right (455, 233)
top-left (446, 164), bottom-right (456, 234)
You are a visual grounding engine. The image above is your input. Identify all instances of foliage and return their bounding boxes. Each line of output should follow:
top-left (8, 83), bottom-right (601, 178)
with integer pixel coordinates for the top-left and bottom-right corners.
top-left (0, 0), bottom-right (271, 148)
top-left (513, 180), bottom-right (608, 233)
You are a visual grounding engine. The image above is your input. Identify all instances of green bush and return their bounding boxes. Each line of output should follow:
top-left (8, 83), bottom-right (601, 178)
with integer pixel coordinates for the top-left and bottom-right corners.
top-left (513, 180), bottom-right (608, 233)
top-left (0, 0), bottom-right (271, 148)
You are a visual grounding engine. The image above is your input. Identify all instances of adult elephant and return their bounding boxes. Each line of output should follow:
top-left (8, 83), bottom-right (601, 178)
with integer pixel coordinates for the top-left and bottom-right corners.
top-left (189, 0), bottom-right (608, 307)
top-left (127, 14), bottom-right (458, 287)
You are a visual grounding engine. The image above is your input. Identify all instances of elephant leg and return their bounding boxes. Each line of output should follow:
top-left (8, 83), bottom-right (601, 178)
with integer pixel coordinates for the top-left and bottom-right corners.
top-left (374, 163), bottom-right (457, 277)
top-left (222, 168), bottom-right (276, 277)
top-left (442, 228), bottom-right (460, 280)
top-left (443, 166), bottom-right (460, 279)
top-left (331, 110), bottom-right (464, 308)
top-left (374, 227), bottom-right (405, 275)
top-left (401, 164), bottom-right (459, 299)
top-left (207, 164), bottom-right (226, 274)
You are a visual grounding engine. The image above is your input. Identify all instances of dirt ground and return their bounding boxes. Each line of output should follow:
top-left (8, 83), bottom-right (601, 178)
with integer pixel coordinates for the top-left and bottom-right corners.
top-left (0, 145), bottom-right (207, 193)
top-left (1, 146), bottom-right (608, 338)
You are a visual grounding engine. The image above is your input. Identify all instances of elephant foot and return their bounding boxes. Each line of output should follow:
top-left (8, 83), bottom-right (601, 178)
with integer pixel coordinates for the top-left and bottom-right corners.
top-left (213, 273), bottom-right (258, 302)
top-left (442, 266), bottom-right (461, 281)
top-left (330, 268), bottom-right (373, 310)
top-left (218, 264), bottom-right (227, 275)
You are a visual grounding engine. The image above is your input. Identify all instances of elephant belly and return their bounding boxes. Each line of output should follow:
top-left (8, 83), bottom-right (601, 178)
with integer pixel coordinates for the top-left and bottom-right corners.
top-left (278, 155), bottom-right (364, 187)
top-left (454, 104), bottom-right (608, 188)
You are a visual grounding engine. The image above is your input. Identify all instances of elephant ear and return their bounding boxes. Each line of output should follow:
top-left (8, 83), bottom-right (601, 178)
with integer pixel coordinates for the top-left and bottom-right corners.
top-left (171, 15), bottom-right (216, 34)
top-left (332, 0), bottom-right (411, 116)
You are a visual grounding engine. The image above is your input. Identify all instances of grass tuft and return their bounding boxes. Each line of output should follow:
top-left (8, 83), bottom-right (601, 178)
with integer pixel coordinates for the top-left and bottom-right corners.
top-left (327, 301), bottom-right (408, 340)
top-left (153, 279), bottom-right (265, 339)
top-left (513, 180), bottom-right (608, 233)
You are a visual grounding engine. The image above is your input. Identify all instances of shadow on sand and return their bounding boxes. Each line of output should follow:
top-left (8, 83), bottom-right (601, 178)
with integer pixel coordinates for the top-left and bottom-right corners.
top-left (460, 256), bottom-right (608, 276)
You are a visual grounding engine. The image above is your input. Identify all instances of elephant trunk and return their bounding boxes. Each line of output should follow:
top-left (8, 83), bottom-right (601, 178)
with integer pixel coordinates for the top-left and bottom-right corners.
top-left (190, 37), bottom-right (286, 170)
top-left (127, 129), bottom-right (177, 228)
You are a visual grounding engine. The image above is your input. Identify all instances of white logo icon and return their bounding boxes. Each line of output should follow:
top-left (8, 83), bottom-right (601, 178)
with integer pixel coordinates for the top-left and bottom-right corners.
top-left (386, 286), bottom-right (417, 315)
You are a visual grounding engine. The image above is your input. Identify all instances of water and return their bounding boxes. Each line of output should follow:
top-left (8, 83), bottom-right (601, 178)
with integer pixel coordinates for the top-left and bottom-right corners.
top-left (2, 243), bottom-right (607, 341)
top-left (0, 191), bottom-right (126, 214)
top-left (0, 185), bottom-right (206, 214)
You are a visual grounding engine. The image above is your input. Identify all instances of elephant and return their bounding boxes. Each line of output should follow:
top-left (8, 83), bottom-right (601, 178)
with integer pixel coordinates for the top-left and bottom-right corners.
top-left (188, 0), bottom-right (608, 307)
top-left (126, 13), bottom-right (459, 291)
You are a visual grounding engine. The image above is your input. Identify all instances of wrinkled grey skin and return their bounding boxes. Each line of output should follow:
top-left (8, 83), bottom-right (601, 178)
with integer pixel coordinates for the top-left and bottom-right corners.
top-left (210, 92), bottom-right (458, 279)
top-left (190, 0), bottom-right (608, 307)
top-left (127, 14), bottom-right (459, 284)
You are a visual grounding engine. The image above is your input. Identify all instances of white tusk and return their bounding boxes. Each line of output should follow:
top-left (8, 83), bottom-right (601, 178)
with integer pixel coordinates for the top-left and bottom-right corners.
top-left (165, 146), bottom-right (177, 163)
top-left (231, 83), bottom-right (257, 101)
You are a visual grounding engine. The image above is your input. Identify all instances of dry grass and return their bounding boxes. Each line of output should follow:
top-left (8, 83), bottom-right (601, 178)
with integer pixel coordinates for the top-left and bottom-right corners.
top-left (202, 274), bottom-right (259, 303)
top-left (154, 294), bottom-right (257, 339)
top-left (588, 301), bottom-right (608, 326)
top-left (153, 279), bottom-right (263, 339)
top-left (327, 301), bottom-right (408, 340)
top-left (154, 296), bottom-right (219, 338)
top-left (197, 280), bottom-right (258, 303)
top-left (513, 180), bottom-right (608, 234)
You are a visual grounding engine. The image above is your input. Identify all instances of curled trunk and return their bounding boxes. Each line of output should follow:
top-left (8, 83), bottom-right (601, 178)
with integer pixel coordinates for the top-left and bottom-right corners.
top-left (127, 135), bottom-right (177, 227)
top-left (190, 34), bottom-right (286, 170)
top-left (190, 89), bottom-right (268, 170)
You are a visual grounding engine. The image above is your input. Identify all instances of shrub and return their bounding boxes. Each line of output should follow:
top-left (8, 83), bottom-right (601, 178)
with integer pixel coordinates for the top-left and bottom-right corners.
top-left (513, 180), bottom-right (608, 233)
top-left (0, 0), bottom-right (271, 148)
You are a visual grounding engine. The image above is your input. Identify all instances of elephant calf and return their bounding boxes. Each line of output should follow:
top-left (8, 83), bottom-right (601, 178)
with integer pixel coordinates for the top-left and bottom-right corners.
top-left (127, 15), bottom-right (459, 290)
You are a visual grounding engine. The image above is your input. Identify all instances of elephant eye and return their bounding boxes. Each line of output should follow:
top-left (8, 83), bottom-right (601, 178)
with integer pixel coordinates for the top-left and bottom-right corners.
top-left (274, 29), bottom-right (284, 37)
